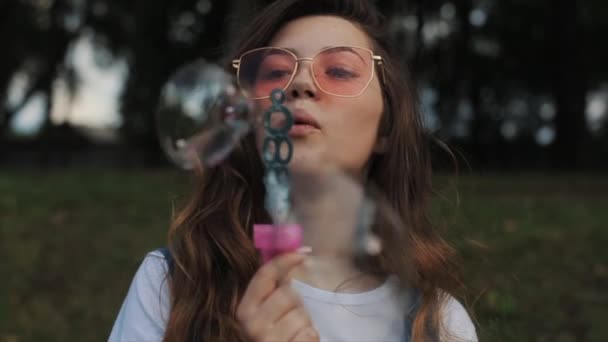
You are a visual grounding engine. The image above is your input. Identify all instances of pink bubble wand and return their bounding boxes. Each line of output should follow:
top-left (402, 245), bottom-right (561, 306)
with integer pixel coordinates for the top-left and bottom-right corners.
top-left (253, 89), bottom-right (302, 262)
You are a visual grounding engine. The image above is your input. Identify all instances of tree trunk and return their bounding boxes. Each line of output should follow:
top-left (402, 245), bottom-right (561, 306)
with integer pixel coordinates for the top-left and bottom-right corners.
top-left (549, 0), bottom-right (588, 169)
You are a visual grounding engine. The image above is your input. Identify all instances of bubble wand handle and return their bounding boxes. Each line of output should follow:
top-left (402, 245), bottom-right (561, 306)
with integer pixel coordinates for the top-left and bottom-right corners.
top-left (253, 89), bottom-right (302, 262)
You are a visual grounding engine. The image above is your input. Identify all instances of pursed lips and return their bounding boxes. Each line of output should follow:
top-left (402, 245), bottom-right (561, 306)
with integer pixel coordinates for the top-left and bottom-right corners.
top-left (264, 108), bottom-right (322, 131)
top-left (292, 108), bottom-right (321, 129)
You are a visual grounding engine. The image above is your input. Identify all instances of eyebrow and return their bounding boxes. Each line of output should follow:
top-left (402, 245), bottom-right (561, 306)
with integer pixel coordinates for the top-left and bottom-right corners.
top-left (280, 46), bottom-right (354, 53)
top-left (323, 46), bottom-right (366, 63)
top-left (281, 47), bottom-right (298, 54)
top-left (280, 46), bottom-right (366, 62)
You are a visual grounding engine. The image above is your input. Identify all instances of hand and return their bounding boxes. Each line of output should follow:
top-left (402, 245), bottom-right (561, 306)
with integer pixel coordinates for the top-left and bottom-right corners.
top-left (237, 253), bottom-right (320, 342)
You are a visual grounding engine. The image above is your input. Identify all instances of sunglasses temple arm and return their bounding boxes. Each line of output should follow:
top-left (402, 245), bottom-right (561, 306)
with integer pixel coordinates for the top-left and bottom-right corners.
top-left (373, 56), bottom-right (386, 85)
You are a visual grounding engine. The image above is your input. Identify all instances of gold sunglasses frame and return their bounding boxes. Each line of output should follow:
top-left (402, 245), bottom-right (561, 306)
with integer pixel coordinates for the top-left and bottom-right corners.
top-left (232, 45), bottom-right (385, 100)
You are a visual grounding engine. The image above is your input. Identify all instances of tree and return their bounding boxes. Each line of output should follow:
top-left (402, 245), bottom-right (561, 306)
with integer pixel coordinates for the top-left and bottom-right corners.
top-left (1, 0), bottom-right (606, 168)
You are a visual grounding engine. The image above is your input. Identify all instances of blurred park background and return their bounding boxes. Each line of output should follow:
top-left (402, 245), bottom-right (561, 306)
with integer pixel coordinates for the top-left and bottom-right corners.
top-left (0, 0), bottom-right (607, 341)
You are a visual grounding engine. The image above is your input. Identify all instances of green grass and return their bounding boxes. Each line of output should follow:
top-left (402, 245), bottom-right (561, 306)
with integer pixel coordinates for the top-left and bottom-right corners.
top-left (434, 174), bottom-right (608, 342)
top-left (0, 169), bottom-right (189, 342)
top-left (1, 170), bottom-right (606, 341)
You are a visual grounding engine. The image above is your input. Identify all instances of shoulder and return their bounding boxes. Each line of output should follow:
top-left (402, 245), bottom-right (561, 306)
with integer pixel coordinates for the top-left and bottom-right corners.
top-left (439, 295), bottom-right (478, 342)
top-left (143, 249), bottom-right (171, 271)
top-left (146, 249), bottom-right (172, 274)
top-left (109, 250), bottom-right (171, 342)
top-left (128, 249), bottom-right (171, 294)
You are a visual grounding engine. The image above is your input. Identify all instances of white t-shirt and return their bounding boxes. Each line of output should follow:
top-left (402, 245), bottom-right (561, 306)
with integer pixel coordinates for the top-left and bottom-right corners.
top-left (109, 250), bottom-right (478, 342)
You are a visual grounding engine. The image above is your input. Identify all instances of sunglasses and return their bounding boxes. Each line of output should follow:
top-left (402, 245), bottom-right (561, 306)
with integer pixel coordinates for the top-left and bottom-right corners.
top-left (232, 46), bottom-right (385, 99)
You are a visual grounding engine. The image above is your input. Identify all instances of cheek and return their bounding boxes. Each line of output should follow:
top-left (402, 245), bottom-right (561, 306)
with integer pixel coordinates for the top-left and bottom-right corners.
top-left (251, 100), bottom-right (270, 152)
top-left (327, 90), bottom-right (383, 139)
top-left (323, 91), bottom-right (384, 167)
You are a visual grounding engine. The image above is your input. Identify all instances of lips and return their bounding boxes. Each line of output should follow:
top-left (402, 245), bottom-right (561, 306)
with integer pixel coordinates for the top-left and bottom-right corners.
top-left (264, 108), bottom-right (321, 137)
top-left (292, 109), bottom-right (321, 129)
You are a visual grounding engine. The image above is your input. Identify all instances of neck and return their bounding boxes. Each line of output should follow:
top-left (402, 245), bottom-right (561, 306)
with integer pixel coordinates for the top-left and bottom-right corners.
top-left (289, 254), bottom-right (385, 293)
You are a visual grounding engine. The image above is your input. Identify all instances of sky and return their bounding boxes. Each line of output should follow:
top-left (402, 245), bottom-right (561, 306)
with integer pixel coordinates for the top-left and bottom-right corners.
top-left (9, 29), bottom-right (127, 141)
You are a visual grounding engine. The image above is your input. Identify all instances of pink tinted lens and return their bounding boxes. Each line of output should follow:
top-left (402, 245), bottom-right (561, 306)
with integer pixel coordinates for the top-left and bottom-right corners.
top-left (238, 48), bottom-right (296, 98)
top-left (313, 47), bottom-right (373, 96)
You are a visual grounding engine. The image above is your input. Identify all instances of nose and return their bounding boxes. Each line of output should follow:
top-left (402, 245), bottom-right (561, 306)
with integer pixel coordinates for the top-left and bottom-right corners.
top-left (286, 59), bottom-right (318, 100)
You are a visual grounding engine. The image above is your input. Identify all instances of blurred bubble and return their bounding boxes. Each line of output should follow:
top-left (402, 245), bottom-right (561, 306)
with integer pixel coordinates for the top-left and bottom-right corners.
top-left (252, 154), bottom-right (414, 283)
top-left (287, 166), bottom-right (411, 267)
top-left (156, 62), bottom-right (413, 289)
top-left (156, 60), bottom-right (254, 169)
top-left (290, 168), bottom-right (368, 257)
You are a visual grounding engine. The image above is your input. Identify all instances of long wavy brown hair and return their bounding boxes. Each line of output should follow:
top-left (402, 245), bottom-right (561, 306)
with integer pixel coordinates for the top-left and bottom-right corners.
top-left (163, 0), bottom-right (464, 341)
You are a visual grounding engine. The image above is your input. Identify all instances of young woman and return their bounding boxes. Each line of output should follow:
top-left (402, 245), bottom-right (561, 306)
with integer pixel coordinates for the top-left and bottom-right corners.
top-left (110, 0), bottom-right (477, 341)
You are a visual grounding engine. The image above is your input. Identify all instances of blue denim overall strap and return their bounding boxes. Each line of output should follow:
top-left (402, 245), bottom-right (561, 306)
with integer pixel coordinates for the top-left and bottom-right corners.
top-left (156, 247), bottom-right (174, 275)
top-left (402, 288), bottom-right (422, 342)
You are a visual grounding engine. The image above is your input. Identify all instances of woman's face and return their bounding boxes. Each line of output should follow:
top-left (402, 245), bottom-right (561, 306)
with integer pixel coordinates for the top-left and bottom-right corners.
top-left (252, 15), bottom-right (385, 176)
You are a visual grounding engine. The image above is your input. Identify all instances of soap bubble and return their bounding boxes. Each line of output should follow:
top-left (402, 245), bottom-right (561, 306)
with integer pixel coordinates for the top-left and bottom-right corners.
top-left (156, 59), bottom-right (255, 169)
top-left (256, 161), bottom-right (415, 285)
top-left (290, 166), bottom-right (408, 260)
top-left (157, 60), bottom-right (415, 292)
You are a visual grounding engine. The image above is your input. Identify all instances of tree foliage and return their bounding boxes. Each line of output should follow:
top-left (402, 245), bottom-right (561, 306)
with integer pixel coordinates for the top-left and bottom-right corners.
top-left (1, 0), bottom-right (606, 168)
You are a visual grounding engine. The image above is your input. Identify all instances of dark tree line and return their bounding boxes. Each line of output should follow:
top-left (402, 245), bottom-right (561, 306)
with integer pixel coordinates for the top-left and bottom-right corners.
top-left (0, 0), bottom-right (607, 169)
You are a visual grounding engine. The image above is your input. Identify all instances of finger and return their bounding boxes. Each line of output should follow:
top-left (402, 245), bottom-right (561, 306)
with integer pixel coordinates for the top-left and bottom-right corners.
top-left (268, 307), bottom-right (313, 341)
top-left (238, 253), bottom-right (305, 317)
top-left (257, 283), bottom-right (302, 323)
top-left (290, 326), bottom-right (320, 342)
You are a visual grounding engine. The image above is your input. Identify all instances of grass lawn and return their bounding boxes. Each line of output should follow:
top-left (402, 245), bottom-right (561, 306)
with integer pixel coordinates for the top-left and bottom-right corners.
top-left (1, 169), bottom-right (606, 341)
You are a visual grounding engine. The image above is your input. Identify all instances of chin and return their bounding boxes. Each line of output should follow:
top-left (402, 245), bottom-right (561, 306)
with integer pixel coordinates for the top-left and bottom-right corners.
top-left (287, 153), bottom-right (321, 171)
